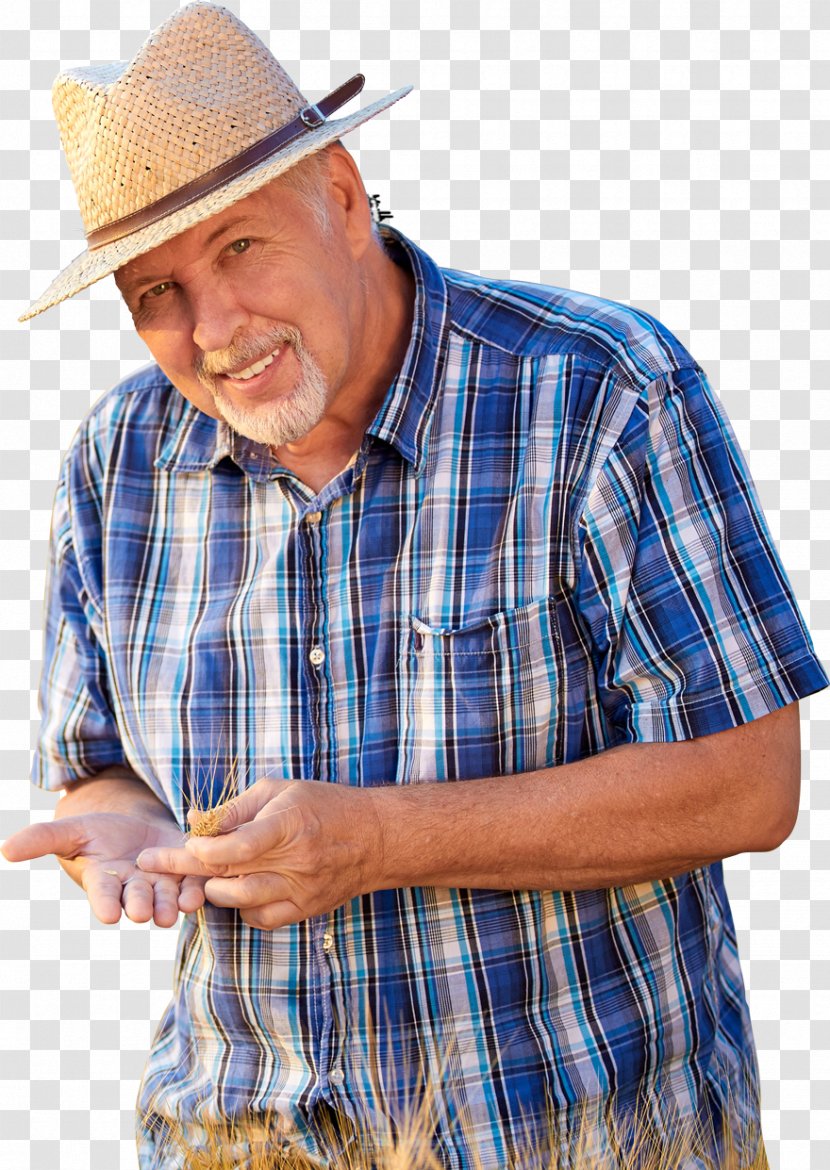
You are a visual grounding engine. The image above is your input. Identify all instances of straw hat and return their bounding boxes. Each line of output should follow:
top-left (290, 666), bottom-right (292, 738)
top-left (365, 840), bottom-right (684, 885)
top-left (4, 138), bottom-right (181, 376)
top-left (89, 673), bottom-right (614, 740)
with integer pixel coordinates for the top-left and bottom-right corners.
top-left (20, 2), bottom-right (412, 321)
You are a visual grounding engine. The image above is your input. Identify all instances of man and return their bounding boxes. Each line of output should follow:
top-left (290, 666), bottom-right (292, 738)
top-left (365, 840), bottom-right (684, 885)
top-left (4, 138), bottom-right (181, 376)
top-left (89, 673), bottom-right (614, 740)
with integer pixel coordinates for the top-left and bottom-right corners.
top-left (3, 3), bottom-right (828, 1167)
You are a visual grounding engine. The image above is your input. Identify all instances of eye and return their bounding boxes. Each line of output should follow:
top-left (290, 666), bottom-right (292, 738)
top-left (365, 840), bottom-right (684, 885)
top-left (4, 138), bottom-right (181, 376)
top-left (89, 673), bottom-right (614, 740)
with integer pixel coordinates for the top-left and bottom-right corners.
top-left (228, 238), bottom-right (251, 254)
top-left (144, 281), bottom-right (175, 300)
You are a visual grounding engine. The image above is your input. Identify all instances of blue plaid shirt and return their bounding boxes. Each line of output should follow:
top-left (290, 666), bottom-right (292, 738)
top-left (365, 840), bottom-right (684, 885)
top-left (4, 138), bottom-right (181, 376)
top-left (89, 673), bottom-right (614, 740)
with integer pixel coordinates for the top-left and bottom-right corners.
top-left (34, 227), bottom-right (828, 1168)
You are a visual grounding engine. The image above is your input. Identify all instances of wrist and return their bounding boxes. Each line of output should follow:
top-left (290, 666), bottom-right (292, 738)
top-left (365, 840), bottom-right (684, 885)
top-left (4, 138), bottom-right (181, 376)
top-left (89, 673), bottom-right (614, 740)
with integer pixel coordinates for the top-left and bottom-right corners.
top-left (361, 787), bottom-right (396, 892)
top-left (363, 783), bottom-right (448, 891)
top-left (57, 769), bottom-right (175, 826)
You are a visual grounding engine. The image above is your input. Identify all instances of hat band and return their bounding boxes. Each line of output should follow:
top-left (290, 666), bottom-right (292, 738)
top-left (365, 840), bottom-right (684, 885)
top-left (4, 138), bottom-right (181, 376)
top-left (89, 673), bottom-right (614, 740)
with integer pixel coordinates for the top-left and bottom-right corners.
top-left (85, 72), bottom-right (366, 251)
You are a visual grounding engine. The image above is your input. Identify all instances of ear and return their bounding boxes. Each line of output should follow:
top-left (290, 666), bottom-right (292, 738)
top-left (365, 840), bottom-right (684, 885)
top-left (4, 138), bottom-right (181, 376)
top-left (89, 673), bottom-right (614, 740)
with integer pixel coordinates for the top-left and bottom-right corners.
top-left (324, 143), bottom-right (374, 261)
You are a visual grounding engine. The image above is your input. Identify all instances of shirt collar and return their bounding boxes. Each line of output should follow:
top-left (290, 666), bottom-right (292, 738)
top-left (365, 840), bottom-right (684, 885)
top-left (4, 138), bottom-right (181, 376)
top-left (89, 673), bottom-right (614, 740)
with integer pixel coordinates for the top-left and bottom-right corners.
top-left (155, 224), bottom-right (450, 479)
top-left (364, 224), bottom-right (450, 474)
top-left (154, 396), bottom-right (275, 482)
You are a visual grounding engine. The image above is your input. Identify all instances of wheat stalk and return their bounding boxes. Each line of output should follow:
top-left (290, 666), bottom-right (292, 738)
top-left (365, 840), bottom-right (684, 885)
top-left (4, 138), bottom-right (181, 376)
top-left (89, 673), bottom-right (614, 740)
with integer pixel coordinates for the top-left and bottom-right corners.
top-left (139, 1093), bottom-right (770, 1170)
top-left (184, 757), bottom-right (243, 838)
top-left (140, 1054), bottom-right (769, 1169)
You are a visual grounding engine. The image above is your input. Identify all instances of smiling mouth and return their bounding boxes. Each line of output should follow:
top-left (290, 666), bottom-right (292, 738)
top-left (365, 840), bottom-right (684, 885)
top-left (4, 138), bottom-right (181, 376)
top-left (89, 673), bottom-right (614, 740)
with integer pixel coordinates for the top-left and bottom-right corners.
top-left (221, 346), bottom-right (283, 382)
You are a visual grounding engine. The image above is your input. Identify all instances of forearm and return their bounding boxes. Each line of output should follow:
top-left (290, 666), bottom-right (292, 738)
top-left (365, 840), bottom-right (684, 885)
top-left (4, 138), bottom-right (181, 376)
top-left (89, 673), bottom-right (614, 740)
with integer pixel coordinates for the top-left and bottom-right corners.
top-left (368, 750), bottom-right (721, 891)
top-left (367, 707), bottom-right (799, 892)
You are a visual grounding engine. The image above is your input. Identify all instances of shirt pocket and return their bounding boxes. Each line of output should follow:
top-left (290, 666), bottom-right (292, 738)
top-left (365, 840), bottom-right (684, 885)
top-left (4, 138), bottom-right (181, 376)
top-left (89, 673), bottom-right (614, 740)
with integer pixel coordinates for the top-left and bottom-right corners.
top-left (396, 595), bottom-right (566, 784)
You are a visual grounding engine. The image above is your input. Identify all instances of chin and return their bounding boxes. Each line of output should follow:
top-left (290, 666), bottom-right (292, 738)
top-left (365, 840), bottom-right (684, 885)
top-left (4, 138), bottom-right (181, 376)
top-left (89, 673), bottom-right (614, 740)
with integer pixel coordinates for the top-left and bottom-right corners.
top-left (215, 394), bottom-right (325, 449)
top-left (202, 342), bottom-right (330, 449)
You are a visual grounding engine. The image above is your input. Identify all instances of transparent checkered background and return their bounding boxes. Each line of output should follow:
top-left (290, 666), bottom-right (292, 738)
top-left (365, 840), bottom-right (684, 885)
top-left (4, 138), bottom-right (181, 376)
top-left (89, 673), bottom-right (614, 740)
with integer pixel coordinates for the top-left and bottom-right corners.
top-left (1, 2), bottom-right (828, 1167)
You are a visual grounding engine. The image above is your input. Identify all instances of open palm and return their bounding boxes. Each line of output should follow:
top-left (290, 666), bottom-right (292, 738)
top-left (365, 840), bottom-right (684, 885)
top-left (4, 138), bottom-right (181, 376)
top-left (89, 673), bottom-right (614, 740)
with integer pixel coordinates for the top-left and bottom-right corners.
top-left (2, 812), bottom-right (207, 927)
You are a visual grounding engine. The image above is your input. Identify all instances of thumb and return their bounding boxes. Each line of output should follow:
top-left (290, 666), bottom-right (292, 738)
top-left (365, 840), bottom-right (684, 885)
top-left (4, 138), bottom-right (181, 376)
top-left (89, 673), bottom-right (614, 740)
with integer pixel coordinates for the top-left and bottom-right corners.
top-left (185, 801), bottom-right (299, 870)
top-left (187, 779), bottom-right (287, 837)
top-left (1, 817), bottom-right (88, 863)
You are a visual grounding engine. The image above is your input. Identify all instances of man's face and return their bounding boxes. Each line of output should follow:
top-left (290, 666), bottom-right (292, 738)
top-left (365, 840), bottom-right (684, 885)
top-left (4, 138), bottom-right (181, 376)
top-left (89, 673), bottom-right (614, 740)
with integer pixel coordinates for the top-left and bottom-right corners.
top-left (115, 168), bottom-right (364, 449)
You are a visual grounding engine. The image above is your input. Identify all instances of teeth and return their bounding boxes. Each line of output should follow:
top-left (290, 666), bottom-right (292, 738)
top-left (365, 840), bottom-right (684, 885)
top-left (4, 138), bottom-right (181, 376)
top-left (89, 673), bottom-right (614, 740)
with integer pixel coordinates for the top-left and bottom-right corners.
top-left (229, 347), bottom-right (280, 381)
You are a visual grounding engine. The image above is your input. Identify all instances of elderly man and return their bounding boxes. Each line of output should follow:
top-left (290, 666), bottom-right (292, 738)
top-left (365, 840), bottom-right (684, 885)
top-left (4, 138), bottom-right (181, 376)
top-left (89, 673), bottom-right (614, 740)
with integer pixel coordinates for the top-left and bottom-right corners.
top-left (4, 4), bottom-right (827, 1168)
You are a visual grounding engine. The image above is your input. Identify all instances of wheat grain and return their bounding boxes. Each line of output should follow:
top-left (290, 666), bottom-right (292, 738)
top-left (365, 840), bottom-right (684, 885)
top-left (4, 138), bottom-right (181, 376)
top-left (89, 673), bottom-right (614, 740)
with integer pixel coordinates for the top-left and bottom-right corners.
top-left (184, 758), bottom-right (242, 838)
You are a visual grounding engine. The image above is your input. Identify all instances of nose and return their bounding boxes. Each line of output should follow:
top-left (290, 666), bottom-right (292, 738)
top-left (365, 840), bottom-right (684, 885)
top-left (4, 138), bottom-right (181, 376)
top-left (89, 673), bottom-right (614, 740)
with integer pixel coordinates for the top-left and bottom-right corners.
top-left (189, 281), bottom-right (251, 354)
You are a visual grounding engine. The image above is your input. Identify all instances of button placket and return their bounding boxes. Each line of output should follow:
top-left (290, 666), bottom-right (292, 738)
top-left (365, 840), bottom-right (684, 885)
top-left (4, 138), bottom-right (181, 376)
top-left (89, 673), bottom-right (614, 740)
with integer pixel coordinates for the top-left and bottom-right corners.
top-left (302, 507), bottom-right (344, 1094)
top-left (302, 508), bottom-right (335, 1075)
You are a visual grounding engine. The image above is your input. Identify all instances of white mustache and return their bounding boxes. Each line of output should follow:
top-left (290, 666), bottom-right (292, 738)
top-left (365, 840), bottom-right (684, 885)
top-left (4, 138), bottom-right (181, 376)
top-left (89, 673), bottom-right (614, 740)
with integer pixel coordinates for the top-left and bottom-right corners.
top-left (195, 327), bottom-right (302, 381)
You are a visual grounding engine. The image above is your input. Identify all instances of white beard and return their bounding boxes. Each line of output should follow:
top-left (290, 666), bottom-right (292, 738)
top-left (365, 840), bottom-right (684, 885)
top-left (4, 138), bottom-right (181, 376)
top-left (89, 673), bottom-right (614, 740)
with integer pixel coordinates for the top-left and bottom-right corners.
top-left (195, 326), bottom-right (329, 449)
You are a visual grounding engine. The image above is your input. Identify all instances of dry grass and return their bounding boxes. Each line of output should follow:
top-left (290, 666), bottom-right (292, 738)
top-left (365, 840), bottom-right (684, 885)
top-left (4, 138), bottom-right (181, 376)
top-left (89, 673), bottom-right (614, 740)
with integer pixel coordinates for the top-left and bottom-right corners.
top-left (140, 1068), bottom-right (769, 1169)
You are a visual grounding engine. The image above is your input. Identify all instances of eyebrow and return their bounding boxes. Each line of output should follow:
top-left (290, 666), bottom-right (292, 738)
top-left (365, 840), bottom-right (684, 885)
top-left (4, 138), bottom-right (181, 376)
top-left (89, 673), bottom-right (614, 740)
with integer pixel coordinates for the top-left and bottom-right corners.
top-left (204, 215), bottom-right (255, 248)
top-left (117, 216), bottom-right (257, 295)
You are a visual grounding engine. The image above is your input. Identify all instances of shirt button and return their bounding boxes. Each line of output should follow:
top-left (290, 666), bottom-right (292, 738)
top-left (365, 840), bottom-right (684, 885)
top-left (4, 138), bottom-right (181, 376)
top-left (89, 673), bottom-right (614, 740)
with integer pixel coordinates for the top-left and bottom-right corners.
top-left (309, 646), bottom-right (325, 667)
top-left (329, 1068), bottom-right (344, 1085)
top-left (322, 931), bottom-right (334, 953)
top-left (306, 510), bottom-right (322, 523)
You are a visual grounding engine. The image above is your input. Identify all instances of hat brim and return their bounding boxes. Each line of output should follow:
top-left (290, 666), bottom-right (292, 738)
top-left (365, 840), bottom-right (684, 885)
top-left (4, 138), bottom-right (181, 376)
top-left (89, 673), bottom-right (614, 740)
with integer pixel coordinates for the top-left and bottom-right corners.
top-left (20, 85), bottom-right (412, 322)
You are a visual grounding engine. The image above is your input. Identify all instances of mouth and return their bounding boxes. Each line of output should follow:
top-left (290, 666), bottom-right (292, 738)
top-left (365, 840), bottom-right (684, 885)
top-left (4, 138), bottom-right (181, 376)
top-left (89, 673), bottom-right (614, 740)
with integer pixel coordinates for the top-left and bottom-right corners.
top-left (216, 345), bottom-right (287, 396)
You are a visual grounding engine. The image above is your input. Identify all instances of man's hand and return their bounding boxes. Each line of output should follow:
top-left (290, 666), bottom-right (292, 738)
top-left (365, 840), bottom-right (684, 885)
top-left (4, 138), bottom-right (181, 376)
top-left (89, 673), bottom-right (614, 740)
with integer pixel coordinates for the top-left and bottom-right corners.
top-left (2, 812), bottom-right (207, 927)
top-left (135, 779), bottom-right (384, 931)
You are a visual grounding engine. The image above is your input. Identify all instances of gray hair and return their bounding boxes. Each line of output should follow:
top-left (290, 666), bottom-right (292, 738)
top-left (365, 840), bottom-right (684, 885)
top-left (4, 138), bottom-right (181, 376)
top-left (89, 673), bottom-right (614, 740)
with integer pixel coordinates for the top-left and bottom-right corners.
top-left (275, 143), bottom-right (382, 243)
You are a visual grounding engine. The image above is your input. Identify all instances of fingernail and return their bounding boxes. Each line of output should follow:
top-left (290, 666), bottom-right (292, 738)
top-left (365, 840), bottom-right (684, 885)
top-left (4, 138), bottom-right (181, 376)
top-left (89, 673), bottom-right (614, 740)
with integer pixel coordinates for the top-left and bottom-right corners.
top-left (136, 852), bottom-right (150, 868)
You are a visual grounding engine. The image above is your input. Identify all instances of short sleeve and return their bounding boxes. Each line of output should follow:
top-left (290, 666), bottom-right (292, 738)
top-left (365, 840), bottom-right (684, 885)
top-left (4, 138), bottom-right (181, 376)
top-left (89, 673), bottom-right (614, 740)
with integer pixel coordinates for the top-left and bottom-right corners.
top-left (31, 463), bottom-right (127, 790)
top-left (573, 364), bottom-right (829, 743)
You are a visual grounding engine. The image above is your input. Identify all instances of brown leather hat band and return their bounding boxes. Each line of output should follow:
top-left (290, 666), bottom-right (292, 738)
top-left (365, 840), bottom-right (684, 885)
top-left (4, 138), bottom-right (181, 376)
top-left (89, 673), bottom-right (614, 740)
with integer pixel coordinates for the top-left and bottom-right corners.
top-left (86, 73), bottom-right (366, 251)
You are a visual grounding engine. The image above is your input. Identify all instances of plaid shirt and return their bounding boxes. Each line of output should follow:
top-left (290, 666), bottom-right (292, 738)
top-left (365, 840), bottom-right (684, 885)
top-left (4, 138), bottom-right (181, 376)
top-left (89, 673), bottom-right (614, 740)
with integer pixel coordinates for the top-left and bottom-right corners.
top-left (34, 227), bottom-right (828, 1168)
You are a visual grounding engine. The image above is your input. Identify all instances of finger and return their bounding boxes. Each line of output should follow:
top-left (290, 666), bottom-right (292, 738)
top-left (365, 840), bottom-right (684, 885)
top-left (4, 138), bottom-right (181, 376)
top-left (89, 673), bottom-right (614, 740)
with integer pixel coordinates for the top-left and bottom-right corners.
top-left (178, 874), bottom-right (207, 914)
top-left (80, 865), bottom-right (126, 925)
top-left (204, 871), bottom-right (293, 910)
top-left (120, 874), bottom-right (156, 924)
top-left (148, 874), bottom-right (183, 928)
top-left (1, 818), bottom-right (88, 864)
top-left (240, 901), bottom-right (305, 931)
top-left (136, 845), bottom-right (214, 877)
top-left (185, 807), bottom-right (297, 872)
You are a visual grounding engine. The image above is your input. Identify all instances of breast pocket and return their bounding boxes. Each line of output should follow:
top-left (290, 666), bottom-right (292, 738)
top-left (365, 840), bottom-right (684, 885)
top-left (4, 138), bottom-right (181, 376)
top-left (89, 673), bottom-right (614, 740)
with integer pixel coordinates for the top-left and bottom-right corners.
top-left (397, 596), bottom-right (567, 784)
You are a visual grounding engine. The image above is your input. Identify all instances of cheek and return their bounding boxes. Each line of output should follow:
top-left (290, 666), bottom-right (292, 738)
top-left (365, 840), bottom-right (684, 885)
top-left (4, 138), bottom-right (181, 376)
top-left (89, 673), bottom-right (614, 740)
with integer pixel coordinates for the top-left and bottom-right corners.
top-left (139, 326), bottom-right (189, 370)
top-left (243, 266), bottom-right (349, 335)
